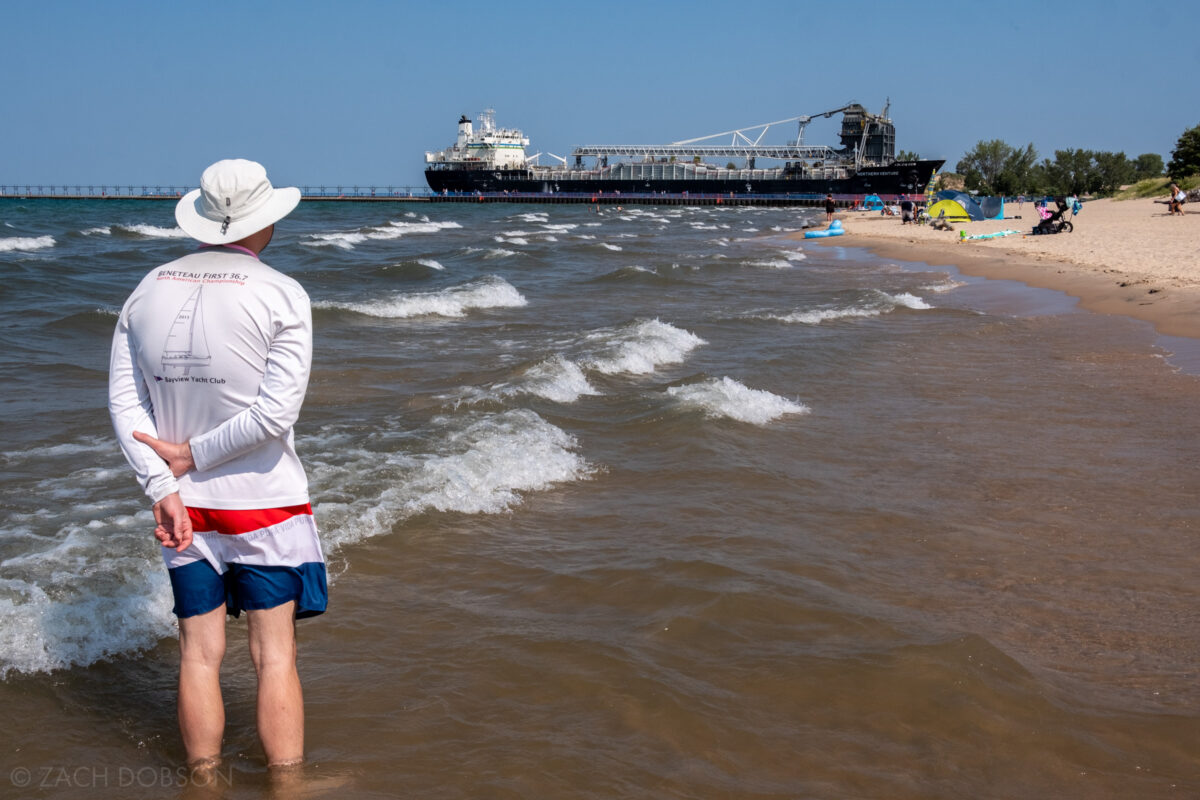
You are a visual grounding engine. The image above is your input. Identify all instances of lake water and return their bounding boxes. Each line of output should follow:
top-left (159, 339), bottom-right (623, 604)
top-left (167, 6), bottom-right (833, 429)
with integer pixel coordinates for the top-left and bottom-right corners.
top-left (1, 198), bottom-right (1197, 798)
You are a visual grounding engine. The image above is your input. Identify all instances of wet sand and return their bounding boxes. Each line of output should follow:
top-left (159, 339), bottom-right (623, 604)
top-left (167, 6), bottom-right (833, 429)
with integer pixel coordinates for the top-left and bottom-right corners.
top-left (796, 197), bottom-right (1200, 339)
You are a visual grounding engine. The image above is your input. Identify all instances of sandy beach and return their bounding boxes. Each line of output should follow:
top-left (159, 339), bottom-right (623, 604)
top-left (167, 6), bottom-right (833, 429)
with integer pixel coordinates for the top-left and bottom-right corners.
top-left (798, 197), bottom-right (1200, 339)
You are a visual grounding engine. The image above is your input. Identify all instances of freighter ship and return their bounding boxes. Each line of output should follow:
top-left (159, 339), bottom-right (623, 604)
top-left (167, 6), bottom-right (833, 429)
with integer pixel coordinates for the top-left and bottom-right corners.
top-left (424, 104), bottom-right (943, 197)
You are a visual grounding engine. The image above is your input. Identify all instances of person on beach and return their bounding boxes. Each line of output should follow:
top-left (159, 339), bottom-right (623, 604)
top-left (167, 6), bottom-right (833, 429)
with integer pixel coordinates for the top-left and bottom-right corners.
top-left (899, 194), bottom-right (914, 225)
top-left (824, 192), bottom-right (836, 223)
top-left (1168, 183), bottom-right (1185, 215)
top-left (108, 159), bottom-right (326, 775)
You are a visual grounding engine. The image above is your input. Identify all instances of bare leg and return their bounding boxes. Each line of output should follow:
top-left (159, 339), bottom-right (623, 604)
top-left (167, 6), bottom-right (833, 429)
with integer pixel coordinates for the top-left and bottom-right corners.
top-left (247, 601), bottom-right (304, 766)
top-left (178, 605), bottom-right (227, 764)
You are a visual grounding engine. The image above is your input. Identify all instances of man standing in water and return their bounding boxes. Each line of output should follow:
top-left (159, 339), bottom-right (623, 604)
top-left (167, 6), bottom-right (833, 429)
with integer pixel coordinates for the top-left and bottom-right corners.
top-left (109, 159), bottom-right (326, 774)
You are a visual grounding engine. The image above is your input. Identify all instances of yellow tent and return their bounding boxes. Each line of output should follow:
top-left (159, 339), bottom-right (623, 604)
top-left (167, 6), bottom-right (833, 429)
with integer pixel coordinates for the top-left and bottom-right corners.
top-left (925, 198), bottom-right (972, 221)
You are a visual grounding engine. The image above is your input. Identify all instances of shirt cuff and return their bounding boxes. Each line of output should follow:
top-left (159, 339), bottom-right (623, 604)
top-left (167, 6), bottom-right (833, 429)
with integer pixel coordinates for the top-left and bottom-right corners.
top-left (146, 472), bottom-right (180, 505)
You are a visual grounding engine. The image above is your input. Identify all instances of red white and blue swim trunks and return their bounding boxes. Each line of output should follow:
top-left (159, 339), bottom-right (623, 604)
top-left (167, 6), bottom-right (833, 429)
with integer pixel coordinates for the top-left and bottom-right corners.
top-left (163, 503), bottom-right (327, 619)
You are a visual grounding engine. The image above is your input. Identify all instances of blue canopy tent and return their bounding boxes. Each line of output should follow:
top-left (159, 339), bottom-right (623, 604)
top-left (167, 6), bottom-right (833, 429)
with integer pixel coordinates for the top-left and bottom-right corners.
top-left (979, 196), bottom-right (1005, 220)
top-left (861, 194), bottom-right (884, 210)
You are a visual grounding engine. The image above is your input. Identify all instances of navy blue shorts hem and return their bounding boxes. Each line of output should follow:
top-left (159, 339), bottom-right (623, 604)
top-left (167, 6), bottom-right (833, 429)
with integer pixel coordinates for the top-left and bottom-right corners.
top-left (168, 560), bottom-right (328, 620)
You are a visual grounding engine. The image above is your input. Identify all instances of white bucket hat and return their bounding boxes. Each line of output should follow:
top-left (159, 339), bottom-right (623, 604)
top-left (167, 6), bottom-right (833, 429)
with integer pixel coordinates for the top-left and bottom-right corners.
top-left (175, 159), bottom-right (301, 244)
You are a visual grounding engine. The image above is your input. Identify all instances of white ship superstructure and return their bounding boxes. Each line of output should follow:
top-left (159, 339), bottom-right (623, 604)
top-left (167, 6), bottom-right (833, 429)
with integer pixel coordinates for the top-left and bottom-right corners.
top-left (425, 108), bottom-right (529, 170)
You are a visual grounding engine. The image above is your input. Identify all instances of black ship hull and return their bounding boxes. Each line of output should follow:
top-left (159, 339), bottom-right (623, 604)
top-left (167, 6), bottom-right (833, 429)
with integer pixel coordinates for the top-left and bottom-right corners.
top-left (426, 159), bottom-right (943, 198)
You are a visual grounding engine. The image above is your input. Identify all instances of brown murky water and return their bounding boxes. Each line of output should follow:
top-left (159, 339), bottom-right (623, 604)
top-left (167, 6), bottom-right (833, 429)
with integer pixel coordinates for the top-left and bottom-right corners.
top-left (2, 202), bottom-right (1197, 798)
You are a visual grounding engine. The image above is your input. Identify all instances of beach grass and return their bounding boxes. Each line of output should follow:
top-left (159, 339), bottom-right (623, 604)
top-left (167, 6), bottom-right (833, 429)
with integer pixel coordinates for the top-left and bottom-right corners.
top-left (1112, 174), bottom-right (1200, 199)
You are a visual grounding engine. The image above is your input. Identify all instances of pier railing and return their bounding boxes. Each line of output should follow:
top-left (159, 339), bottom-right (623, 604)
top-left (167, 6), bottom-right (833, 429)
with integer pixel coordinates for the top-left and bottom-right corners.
top-left (0, 185), bottom-right (435, 199)
top-left (0, 185), bottom-right (193, 198)
top-left (0, 185), bottom-right (890, 207)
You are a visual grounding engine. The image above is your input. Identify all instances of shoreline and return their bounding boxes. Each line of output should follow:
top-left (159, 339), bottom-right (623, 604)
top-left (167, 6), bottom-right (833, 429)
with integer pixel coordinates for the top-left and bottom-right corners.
top-left (792, 198), bottom-right (1200, 340)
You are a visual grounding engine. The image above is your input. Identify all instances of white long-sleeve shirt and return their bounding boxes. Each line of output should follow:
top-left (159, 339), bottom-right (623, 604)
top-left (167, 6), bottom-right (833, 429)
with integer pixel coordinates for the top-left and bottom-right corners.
top-left (109, 247), bottom-right (313, 509)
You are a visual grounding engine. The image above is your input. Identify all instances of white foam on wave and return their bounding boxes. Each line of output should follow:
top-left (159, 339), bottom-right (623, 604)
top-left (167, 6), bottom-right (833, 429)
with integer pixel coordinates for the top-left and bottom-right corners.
top-left (447, 355), bottom-right (599, 406)
top-left (0, 436), bottom-right (113, 465)
top-left (889, 292), bottom-right (933, 309)
top-left (0, 439), bottom-right (181, 678)
top-left (518, 356), bottom-right (598, 402)
top-left (81, 226), bottom-right (111, 236)
top-left (308, 231), bottom-right (368, 249)
top-left (748, 258), bottom-right (795, 270)
top-left (313, 410), bottom-right (594, 549)
top-left (0, 235), bottom-right (55, 252)
top-left (764, 290), bottom-right (933, 325)
top-left (500, 225), bottom-right (571, 242)
top-left (417, 258), bottom-right (445, 271)
top-left (305, 220), bottom-right (462, 250)
top-left (465, 246), bottom-right (518, 259)
top-left (665, 376), bottom-right (810, 425)
top-left (119, 224), bottom-right (189, 239)
top-left (386, 219), bottom-right (464, 237)
top-left (0, 566), bottom-right (176, 680)
top-left (774, 306), bottom-right (880, 325)
top-left (316, 275), bottom-right (526, 319)
top-left (600, 243), bottom-right (623, 251)
top-left (401, 411), bottom-right (592, 515)
top-left (581, 319), bottom-right (706, 376)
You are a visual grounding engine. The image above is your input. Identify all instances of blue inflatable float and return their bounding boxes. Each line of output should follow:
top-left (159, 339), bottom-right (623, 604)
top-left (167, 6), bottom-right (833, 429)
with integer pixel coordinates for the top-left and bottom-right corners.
top-left (803, 219), bottom-right (844, 239)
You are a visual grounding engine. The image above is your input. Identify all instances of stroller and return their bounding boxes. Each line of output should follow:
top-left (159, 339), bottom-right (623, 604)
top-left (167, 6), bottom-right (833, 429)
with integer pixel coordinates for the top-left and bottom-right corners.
top-left (1032, 198), bottom-right (1073, 234)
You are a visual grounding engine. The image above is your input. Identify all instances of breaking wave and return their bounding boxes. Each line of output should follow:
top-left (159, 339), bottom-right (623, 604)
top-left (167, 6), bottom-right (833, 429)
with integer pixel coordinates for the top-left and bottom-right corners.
top-left (580, 319), bottom-right (706, 376)
top-left (665, 377), bottom-right (810, 425)
top-left (315, 276), bottom-right (526, 319)
top-left (0, 235), bottom-right (56, 252)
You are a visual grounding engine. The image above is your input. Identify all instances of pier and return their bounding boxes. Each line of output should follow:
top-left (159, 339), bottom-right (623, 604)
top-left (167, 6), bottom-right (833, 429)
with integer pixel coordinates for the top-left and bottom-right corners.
top-left (0, 185), bottom-right (433, 201)
top-left (0, 185), bottom-right (864, 207)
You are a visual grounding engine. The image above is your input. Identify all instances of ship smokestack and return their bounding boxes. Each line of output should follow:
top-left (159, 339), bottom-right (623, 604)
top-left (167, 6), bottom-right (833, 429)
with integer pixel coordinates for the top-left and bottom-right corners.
top-left (457, 115), bottom-right (472, 148)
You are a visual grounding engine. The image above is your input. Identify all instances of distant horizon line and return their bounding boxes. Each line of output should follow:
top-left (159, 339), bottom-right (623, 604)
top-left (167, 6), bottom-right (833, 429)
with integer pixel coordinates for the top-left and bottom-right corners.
top-left (0, 183), bottom-right (428, 191)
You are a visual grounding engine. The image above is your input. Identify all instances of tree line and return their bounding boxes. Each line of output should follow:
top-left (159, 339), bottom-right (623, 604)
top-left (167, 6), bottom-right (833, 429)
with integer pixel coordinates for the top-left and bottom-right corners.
top-left (943, 123), bottom-right (1200, 197)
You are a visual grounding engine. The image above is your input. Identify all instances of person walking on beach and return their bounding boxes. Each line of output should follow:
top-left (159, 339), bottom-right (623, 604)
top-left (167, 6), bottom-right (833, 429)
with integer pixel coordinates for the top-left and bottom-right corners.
top-left (899, 194), bottom-right (914, 225)
top-left (824, 192), bottom-right (836, 223)
top-left (109, 159), bottom-right (326, 775)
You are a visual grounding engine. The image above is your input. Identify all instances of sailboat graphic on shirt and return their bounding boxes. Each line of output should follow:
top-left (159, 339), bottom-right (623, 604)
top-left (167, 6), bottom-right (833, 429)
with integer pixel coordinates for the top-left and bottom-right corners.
top-left (161, 286), bottom-right (211, 375)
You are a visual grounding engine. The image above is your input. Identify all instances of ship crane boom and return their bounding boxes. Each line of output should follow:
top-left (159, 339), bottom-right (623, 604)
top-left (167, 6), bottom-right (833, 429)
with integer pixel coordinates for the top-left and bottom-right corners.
top-left (669, 104), bottom-right (859, 148)
top-left (572, 104), bottom-right (866, 161)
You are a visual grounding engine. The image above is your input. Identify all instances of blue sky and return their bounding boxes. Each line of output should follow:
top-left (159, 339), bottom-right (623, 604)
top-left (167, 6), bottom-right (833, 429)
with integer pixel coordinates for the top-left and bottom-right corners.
top-left (3, 0), bottom-right (1196, 188)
